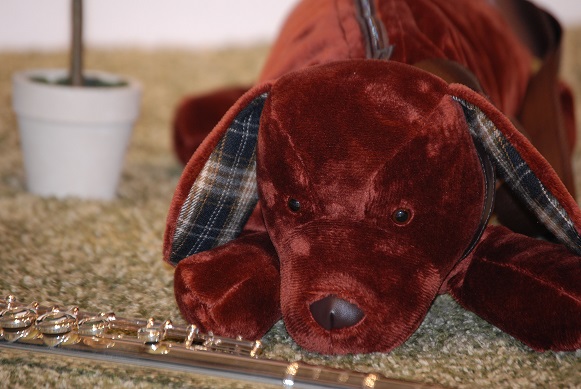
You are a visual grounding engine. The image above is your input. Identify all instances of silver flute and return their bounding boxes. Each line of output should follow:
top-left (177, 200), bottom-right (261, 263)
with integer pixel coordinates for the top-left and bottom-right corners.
top-left (0, 295), bottom-right (442, 389)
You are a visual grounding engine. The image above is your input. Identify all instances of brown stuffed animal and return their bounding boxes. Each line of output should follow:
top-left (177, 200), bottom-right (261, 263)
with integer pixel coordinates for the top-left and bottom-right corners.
top-left (164, 0), bottom-right (581, 354)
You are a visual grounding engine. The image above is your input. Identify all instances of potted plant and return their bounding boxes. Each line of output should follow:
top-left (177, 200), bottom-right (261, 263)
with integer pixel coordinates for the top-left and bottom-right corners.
top-left (11, 0), bottom-right (141, 200)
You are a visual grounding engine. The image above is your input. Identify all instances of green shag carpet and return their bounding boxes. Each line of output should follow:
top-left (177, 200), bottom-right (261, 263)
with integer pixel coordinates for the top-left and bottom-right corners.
top-left (0, 30), bottom-right (580, 388)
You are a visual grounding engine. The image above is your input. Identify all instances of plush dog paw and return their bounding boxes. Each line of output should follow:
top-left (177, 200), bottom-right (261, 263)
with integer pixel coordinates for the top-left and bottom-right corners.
top-left (173, 232), bottom-right (281, 340)
top-left (449, 226), bottom-right (581, 351)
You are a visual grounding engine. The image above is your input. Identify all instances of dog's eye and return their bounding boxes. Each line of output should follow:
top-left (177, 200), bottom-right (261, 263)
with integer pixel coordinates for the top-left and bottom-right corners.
top-left (288, 198), bottom-right (301, 212)
top-left (392, 208), bottom-right (411, 224)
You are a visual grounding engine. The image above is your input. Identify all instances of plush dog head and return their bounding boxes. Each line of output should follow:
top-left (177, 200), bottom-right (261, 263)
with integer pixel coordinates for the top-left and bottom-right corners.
top-left (165, 60), bottom-right (581, 354)
top-left (257, 60), bottom-right (491, 352)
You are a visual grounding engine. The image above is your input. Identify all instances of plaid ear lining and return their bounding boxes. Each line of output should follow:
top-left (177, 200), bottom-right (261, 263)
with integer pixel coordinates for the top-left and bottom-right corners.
top-left (455, 97), bottom-right (581, 255)
top-left (169, 93), bottom-right (267, 265)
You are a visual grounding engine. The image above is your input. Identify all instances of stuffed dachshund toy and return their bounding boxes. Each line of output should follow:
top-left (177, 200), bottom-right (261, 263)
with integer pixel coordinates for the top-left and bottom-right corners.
top-left (164, 0), bottom-right (581, 354)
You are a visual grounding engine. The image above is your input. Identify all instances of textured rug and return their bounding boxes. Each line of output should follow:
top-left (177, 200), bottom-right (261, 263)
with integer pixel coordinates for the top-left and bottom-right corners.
top-left (0, 29), bottom-right (580, 388)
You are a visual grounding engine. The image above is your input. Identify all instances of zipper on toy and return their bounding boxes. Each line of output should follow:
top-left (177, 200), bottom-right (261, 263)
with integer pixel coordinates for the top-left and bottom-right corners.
top-left (354, 0), bottom-right (394, 59)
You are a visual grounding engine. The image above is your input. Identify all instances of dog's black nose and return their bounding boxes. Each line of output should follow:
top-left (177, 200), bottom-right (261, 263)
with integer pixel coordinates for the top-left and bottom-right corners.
top-left (309, 295), bottom-right (364, 330)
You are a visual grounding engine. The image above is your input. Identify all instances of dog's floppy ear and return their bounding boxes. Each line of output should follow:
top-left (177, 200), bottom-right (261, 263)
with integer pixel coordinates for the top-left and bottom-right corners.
top-left (449, 83), bottom-right (581, 254)
top-left (164, 83), bottom-right (272, 265)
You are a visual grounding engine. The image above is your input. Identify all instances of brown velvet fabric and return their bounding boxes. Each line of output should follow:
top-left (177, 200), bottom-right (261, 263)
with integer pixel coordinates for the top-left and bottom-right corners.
top-left (374, 0), bottom-right (531, 115)
top-left (259, 0), bottom-right (366, 81)
top-left (174, 232), bottom-right (281, 339)
top-left (173, 87), bottom-right (249, 165)
top-left (259, 0), bottom-right (531, 116)
top-left (174, 0), bottom-right (532, 163)
top-left (445, 225), bottom-right (581, 351)
top-left (166, 0), bottom-right (581, 354)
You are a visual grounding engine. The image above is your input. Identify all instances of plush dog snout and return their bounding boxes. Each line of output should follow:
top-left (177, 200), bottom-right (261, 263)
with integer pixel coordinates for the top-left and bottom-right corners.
top-left (309, 295), bottom-right (364, 330)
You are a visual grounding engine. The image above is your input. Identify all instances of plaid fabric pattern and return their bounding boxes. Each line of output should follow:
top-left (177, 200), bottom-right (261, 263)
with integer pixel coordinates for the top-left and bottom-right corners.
top-left (170, 94), bottom-right (267, 265)
top-left (455, 97), bottom-right (581, 255)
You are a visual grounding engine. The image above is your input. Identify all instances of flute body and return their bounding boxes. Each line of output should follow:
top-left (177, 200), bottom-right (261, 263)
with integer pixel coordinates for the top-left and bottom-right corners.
top-left (0, 296), bottom-right (442, 389)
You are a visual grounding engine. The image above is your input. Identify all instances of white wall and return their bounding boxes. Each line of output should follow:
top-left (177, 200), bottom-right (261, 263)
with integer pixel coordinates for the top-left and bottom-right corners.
top-left (0, 0), bottom-right (579, 51)
top-left (536, 0), bottom-right (581, 25)
top-left (0, 0), bottom-right (299, 51)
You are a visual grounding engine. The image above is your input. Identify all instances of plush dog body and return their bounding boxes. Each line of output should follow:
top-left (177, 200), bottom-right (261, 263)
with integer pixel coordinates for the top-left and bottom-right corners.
top-left (165, 0), bottom-right (581, 354)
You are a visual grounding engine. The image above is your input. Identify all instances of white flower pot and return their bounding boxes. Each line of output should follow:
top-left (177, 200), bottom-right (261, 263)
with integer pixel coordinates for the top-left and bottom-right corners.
top-left (12, 69), bottom-right (141, 200)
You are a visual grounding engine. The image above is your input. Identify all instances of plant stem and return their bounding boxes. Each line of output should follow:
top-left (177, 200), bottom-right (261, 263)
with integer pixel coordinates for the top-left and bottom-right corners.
top-left (70, 0), bottom-right (84, 86)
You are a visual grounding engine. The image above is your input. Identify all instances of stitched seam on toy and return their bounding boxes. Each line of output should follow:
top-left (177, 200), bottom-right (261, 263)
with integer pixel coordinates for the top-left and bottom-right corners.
top-left (334, 0), bottom-right (352, 59)
top-left (268, 89), bottom-right (320, 216)
top-left (479, 256), bottom-right (580, 303)
top-left (170, 94), bottom-right (266, 264)
top-left (460, 140), bottom-right (495, 259)
top-left (455, 97), bottom-right (581, 255)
